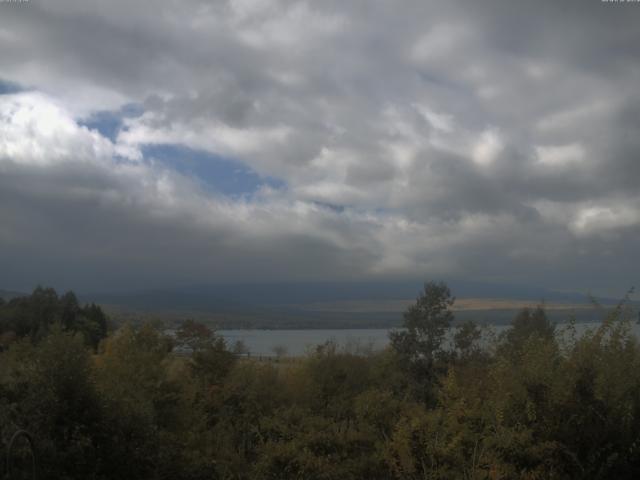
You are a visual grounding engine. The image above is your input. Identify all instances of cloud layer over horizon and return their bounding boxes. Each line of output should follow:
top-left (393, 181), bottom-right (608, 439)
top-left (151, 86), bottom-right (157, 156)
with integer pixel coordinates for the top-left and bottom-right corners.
top-left (1, 0), bottom-right (639, 295)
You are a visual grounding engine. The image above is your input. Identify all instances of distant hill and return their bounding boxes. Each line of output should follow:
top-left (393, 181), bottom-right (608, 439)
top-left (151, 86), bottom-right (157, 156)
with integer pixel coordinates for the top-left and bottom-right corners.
top-left (80, 280), bottom-right (633, 329)
top-left (83, 279), bottom-right (620, 310)
top-left (0, 289), bottom-right (25, 301)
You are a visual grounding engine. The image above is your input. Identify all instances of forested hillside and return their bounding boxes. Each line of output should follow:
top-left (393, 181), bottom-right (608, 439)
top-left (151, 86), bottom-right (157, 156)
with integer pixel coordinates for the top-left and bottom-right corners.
top-left (1, 283), bottom-right (640, 479)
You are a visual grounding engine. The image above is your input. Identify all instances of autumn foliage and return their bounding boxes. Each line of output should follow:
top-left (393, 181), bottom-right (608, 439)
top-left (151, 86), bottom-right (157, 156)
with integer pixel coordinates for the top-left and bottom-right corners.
top-left (1, 284), bottom-right (640, 479)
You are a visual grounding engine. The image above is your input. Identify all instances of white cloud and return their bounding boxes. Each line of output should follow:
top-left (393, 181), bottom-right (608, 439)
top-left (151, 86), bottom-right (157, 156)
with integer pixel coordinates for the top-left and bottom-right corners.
top-left (1, 0), bottom-right (640, 292)
top-left (535, 143), bottom-right (586, 167)
top-left (233, 1), bottom-right (347, 52)
top-left (118, 112), bottom-right (292, 161)
top-left (535, 101), bottom-right (612, 133)
top-left (472, 129), bottom-right (503, 167)
top-left (410, 23), bottom-right (470, 65)
top-left (571, 204), bottom-right (640, 237)
top-left (0, 92), bottom-right (115, 167)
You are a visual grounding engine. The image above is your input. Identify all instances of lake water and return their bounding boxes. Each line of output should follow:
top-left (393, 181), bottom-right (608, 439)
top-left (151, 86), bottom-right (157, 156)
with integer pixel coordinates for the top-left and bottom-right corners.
top-left (219, 321), bottom-right (640, 357)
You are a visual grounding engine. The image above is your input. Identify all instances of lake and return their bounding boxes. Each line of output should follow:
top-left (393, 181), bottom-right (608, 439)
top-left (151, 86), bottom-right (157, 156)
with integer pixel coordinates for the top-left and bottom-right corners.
top-left (219, 321), bottom-right (640, 357)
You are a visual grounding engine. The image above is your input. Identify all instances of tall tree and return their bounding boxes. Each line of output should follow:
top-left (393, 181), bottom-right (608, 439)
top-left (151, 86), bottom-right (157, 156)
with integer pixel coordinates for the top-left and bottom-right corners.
top-left (390, 281), bottom-right (455, 363)
top-left (389, 281), bottom-right (455, 403)
top-left (502, 305), bottom-right (555, 352)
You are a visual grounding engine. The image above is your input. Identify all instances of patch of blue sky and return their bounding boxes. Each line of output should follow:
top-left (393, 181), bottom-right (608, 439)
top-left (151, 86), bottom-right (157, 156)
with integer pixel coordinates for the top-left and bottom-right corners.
top-left (79, 103), bottom-right (144, 142)
top-left (141, 144), bottom-right (286, 198)
top-left (417, 70), bottom-right (468, 95)
top-left (311, 201), bottom-right (346, 214)
top-left (0, 78), bottom-right (26, 95)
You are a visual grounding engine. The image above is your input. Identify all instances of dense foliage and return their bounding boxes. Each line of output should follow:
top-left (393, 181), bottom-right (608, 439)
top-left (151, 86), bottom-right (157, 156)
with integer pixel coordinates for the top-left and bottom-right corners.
top-left (0, 286), bottom-right (108, 349)
top-left (1, 284), bottom-right (640, 479)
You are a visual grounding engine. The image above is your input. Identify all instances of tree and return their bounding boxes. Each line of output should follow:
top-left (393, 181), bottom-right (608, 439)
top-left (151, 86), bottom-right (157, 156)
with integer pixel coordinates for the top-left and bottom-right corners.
top-left (453, 320), bottom-right (482, 360)
top-left (390, 281), bottom-right (455, 364)
top-left (389, 281), bottom-right (455, 404)
top-left (502, 305), bottom-right (555, 352)
top-left (59, 291), bottom-right (80, 331)
top-left (25, 286), bottom-right (59, 342)
top-left (0, 327), bottom-right (102, 478)
top-left (78, 302), bottom-right (109, 349)
top-left (175, 319), bottom-right (214, 353)
top-left (93, 323), bottom-right (180, 479)
top-left (0, 287), bottom-right (108, 349)
top-left (175, 320), bottom-right (236, 387)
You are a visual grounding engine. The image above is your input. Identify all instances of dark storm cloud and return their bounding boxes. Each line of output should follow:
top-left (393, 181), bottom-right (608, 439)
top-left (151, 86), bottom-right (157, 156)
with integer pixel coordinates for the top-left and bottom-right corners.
top-left (0, 155), bottom-right (381, 291)
top-left (0, 0), bottom-right (639, 294)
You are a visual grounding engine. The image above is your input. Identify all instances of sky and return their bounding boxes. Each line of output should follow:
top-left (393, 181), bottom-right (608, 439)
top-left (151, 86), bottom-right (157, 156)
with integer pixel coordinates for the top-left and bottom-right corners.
top-left (0, 0), bottom-right (639, 295)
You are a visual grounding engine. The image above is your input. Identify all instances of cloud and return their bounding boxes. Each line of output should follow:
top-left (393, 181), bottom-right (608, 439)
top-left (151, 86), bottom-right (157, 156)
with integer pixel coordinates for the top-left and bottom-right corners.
top-left (1, 0), bottom-right (640, 294)
top-left (0, 92), bottom-right (433, 290)
top-left (535, 143), bottom-right (585, 167)
top-left (472, 129), bottom-right (503, 167)
top-left (571, 203), bottom-right (640, 238)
